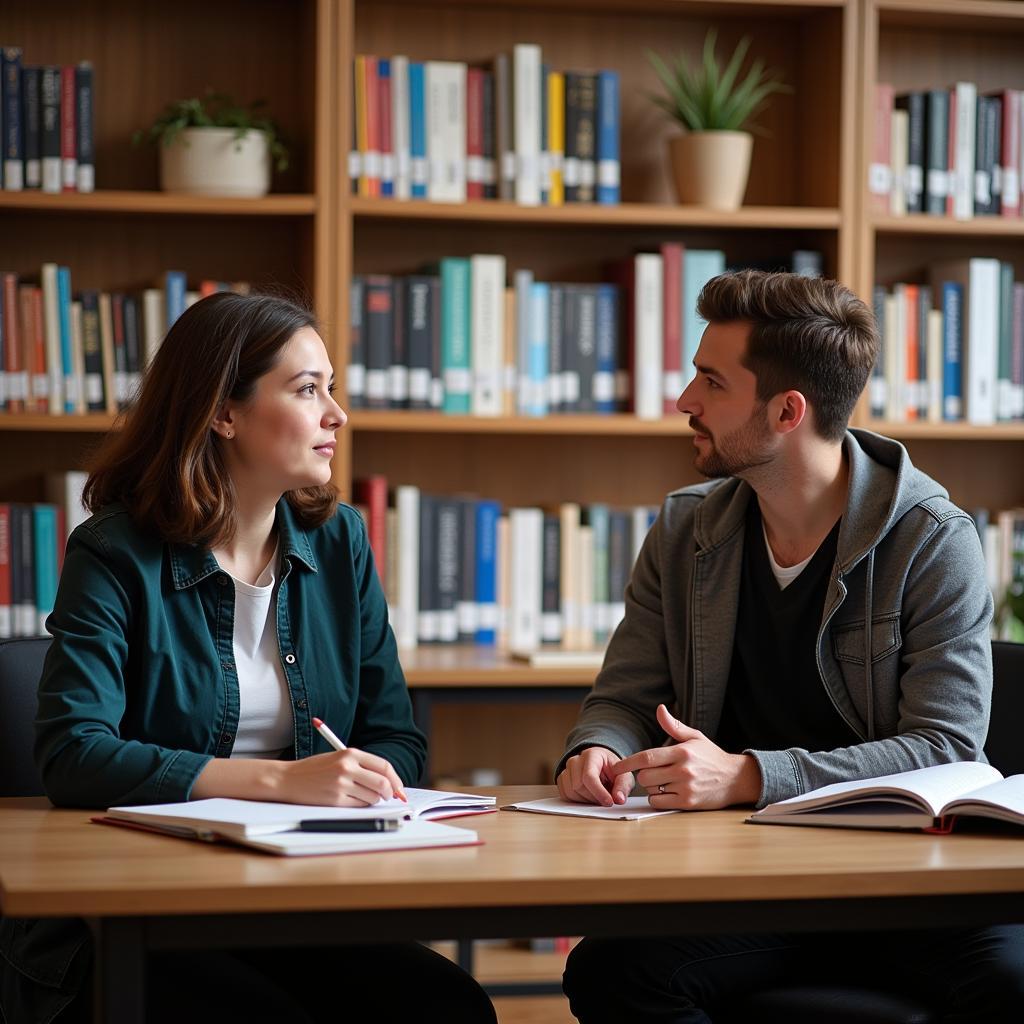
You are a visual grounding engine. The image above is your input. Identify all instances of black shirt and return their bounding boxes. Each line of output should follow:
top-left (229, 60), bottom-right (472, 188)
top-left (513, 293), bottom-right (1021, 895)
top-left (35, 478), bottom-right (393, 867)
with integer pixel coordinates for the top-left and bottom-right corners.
top-left (716, 499), bottom-right (860, 755)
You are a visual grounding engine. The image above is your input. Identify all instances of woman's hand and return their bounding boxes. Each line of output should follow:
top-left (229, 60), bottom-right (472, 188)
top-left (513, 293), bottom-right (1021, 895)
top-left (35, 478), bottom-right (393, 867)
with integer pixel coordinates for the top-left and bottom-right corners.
top-left (275, 748), bottom-right (406, 806)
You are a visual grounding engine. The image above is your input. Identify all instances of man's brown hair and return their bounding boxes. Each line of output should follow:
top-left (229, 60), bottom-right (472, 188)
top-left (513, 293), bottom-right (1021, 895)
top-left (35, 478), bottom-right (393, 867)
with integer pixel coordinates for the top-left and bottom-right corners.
top-left (696, 270), bottom-right (879, 442)
top-left (83, 291), bottom-right (338, 548)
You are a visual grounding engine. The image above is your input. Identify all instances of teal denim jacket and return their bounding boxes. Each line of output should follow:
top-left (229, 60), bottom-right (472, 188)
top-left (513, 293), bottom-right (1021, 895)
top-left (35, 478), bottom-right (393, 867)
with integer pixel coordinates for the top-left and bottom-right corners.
top-left (0, 499), bottom-right (425, 1023)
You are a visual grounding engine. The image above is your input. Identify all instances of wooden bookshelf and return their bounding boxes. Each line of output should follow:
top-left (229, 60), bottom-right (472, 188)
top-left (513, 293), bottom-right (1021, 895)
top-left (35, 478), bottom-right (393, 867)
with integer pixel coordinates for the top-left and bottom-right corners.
top-left (0, 191), bottom-right (317, 216)
top-left (854, 0), bottom-right (1024, 511)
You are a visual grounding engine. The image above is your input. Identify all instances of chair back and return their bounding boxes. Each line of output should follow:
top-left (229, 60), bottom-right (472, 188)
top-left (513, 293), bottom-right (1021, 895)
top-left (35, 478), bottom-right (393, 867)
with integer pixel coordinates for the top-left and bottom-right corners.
top-left (0, 637), bottom-right (50, 796)
top-left (986, 641), bottom-right (1024, 778)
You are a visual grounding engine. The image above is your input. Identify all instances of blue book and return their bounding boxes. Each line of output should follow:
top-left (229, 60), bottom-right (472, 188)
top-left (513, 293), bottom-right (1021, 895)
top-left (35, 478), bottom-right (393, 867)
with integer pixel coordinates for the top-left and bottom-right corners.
top-left (440, 258), bottom-right (471, 414)
top-left (408, 62), bottom-right (427, 199)
top-left (528, 282), bottom-right (550, 417)
top-left (378, 59), bottom-right (394, 197)
top-left (594, 284), bottom-right (618, 414)
top-left (475, 499), bottom-right (501, 646)
top-left (596, 70), bottom-right (619, 205)
top-left (682, 250), bottom-right (726, 386)
top-left (165, 270), bottom-right (187, 328)
top-left (2, 46), bottom-right (24, 190)
top-left (587, 503), bottom-right (611, 642)
top-left (32, 504), bottom-right (57, 635)
top-left (941, 281), bottom-right (963, 421)
top-left (56, 267), bottom-right (74, 413)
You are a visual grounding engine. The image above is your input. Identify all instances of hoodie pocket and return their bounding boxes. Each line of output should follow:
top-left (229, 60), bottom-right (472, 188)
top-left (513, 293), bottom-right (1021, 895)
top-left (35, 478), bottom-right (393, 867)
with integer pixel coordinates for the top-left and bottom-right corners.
top-left (831, 614), bottom-right (901, 666)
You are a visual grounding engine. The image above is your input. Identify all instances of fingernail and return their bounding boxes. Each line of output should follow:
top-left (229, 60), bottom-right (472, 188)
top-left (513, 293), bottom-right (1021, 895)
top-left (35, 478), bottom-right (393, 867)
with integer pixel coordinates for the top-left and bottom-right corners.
top-left (396, 790), bottom-right (408, 803)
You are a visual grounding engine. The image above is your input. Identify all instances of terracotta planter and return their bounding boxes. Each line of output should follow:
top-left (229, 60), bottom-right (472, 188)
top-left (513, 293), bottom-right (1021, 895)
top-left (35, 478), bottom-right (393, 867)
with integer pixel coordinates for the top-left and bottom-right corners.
top-left (668, 131), bottom-right (753, 210)
top-left (159, 127), bottom-right (271, 198)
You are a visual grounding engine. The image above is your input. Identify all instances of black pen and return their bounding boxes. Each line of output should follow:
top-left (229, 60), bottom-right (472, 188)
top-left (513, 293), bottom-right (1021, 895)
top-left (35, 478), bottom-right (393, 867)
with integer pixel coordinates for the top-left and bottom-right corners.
top-left (298, 818), bottom-right (401, 833)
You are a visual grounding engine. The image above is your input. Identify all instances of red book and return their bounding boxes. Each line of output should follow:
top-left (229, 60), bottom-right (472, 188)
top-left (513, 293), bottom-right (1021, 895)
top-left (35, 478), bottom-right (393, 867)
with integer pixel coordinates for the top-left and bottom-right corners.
top-left (2, 273), bottom-right (23, 413)
top-left (660, 242), bottom-right (683, 415)
top-left (870, 83), bottom-right (894, 216)
top-left (353, 475), bottom-right (388, 585)
top-left (60, 66), bottom-right (77, 192)
top-left (0, 504), bottom-right (11, 639)
top-left (378, 60), bottom-right (393, 197)
top-left (902, 284), bottom-right (919, 422)
top-left (363, 56), bottom-right (380, 197)
top-left (55, 504), bottom-right (67, 575)
top-left (466, 67), bottom-right (485, 200)
top-left (21, 286), bottom-right (47, 414)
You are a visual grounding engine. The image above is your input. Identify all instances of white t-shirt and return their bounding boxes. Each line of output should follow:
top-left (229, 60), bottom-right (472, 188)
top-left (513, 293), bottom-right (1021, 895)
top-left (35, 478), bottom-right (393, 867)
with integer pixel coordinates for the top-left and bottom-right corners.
top-left (762, 522), bottom-right (815, 591)
top-left (226, 545), bottom-right (295, 759)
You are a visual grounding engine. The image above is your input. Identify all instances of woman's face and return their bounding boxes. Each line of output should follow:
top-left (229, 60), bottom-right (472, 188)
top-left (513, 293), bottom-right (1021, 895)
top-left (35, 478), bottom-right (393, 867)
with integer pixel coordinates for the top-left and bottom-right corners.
top-left (222, 327), bottom-right (346, 498)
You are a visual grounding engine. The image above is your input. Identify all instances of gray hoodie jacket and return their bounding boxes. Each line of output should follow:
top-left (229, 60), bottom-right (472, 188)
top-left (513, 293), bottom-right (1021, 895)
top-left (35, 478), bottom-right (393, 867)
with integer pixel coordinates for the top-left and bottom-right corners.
top-left (559, 429), bottom-right (994, 808)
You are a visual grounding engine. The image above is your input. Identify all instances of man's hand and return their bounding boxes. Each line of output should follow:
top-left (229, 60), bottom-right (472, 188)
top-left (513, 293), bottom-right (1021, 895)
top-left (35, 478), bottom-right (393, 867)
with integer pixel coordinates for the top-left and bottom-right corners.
top-left (556, 746), bottom-right (635, 807)
top-left (610, 704), bottom-right (762, 810)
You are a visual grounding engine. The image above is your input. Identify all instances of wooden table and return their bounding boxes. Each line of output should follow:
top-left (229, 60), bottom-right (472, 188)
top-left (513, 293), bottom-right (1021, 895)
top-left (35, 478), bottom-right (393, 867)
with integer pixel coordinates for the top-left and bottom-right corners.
top-left (3, 788), bottom-right (1024, 1022)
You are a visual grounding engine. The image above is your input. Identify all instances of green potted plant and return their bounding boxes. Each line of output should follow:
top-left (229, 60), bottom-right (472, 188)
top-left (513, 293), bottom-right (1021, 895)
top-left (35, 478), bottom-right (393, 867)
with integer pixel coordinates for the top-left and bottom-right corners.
top-left (135, 91), bottom-right (290, 198)
top-left (646, 31), bottom-right (789, 209)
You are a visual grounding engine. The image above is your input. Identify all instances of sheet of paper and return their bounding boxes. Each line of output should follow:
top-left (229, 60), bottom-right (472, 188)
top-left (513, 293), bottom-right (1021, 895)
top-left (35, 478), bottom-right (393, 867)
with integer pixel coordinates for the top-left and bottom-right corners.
top-left (502, 796), bottom-right (677, 820)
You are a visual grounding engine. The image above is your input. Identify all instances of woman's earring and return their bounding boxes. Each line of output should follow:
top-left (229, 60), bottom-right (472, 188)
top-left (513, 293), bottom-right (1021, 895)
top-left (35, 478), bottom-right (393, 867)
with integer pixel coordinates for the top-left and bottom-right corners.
top-left (225, 430), bottom-right (233, 438)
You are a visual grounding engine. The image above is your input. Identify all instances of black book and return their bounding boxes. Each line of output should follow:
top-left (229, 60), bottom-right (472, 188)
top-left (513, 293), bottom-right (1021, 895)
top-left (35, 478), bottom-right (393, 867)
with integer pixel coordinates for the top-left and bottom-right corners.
top-left (574, 73), bottom-right (598, 203)
top-left (435, 499), bottom-right (460, 644)
top-left (561, 284), bottom-right (578, 412)
top-left (12, 505), bottom-right (35, 638)
top-left (894, 92), bottom-right (925, 214)
top-left (924, 90), bottom-right (949, 216)
top-left (389, 278), bottom-right (407, 409)
top-left (2, 46), bottom-right (23, 190)
top-left (541, 514), bottom-right (561, 643)
top-left (456, 497), bottom-right (477, 643)
top-left (363, 275), bottom-right (393, 410)
top-left (574, 286), bottom-right (598, 413)
top-left (974, 96), bottom-right (994, 217)
top-left (607, 509), bottom-right (630, 630)
top-left (75, 62), bottom-right (94, 193)
top-left (110, 294), bottom-right (128, 410)
top-left (79, 289), bottom-right (105, 411)
top-left (547, 284), bottom-right (564, 413)
top-left (40, 65), bottom-right (60, 194)
top-left (405, 275), bottom-right (436, 410)
top-left (122, 295), bottom-right (142, 404)
top-left (417, 494), bottom-right (438, 643)
top-left (482, 69), bottom-right (497, 200)
top-left (21, 66), bottom-right (40, 189)
top-left (429, 276), bottom-right (443, 410)
top-left (983, 95), bottom-right (1002, 216)
top-left (564, 72), bottom-right (582, 203)
top-left (348, 276), bottom-right (365, 409)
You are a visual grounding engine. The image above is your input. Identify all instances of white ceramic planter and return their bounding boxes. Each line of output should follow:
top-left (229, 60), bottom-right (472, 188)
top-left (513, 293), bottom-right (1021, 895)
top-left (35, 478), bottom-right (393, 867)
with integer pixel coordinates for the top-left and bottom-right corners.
top-left (159, 127), bottom-right (271, 198)
top-left (668, 130), bottom-right (753, 210)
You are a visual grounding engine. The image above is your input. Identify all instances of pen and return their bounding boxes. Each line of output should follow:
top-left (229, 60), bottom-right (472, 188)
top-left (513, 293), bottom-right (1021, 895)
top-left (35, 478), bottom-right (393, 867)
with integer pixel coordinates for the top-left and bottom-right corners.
top-left (298, 818), bottom-right (401, 833)
top-left (312, 716), bottom-right (408, 802)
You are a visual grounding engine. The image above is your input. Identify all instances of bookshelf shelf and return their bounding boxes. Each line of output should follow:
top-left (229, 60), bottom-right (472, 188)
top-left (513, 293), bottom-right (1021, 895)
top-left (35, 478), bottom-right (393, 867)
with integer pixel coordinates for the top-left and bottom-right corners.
top-left (876, 0), bottom-right (1024, 30)
top-left (0, 415), bottom-right (118, 433)
top-left (872, 215), bottom-right (1024, 239)
top-left (403, 646), bottom-right (598, 688)
top-left (349, 197), bottom-right (842, 231)
top-left (349, 412), bottom-right (695, 436)
top-left (0, 191), bottom-right (317, 217)
top-left (864, 422), bottom-right (1024, 442)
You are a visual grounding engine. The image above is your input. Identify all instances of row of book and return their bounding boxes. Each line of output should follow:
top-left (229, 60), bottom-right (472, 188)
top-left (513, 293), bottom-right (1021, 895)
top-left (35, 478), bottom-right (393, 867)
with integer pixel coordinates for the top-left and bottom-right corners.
top-left (0, 269), bottom-right (249, 415)
top-left (349, 249), bottom-right (821, 420)
top-left (349, 45), bottom-right (620, 206)
top-left (868, 258), bottom-right (1024, 426)
top-left (871, 83), bottom-right (1023, 219)
top-left (0, 473), bottom-right (87, 639)
top-left (972, 507), bottom-right (1024, 642)
top-left (352, 477), bottom-right (658, 652)
top-left (1, 46), bottom-right (94, 193)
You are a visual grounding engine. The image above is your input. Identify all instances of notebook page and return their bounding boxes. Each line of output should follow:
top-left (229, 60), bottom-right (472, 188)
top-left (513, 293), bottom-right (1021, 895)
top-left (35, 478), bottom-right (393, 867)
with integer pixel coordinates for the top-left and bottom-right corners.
top-left (502, 796), bottom-right (677, 820)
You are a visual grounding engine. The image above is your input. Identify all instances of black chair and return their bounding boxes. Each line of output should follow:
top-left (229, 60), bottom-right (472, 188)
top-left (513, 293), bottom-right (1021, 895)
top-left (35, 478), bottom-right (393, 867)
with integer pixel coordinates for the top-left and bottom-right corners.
top-left (0, 636), bottom-right (50, 797)
top-left (722, 640), bottom-right (1024, 1024)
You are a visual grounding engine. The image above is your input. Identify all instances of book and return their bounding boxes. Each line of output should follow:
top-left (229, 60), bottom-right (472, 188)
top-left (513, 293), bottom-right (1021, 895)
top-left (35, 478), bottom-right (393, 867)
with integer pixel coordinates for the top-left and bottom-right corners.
top-left (748, 761), bottom-right (1024, 833)
top-left (502, 796), bottom-right (676, 821)
top-left (97, 797), bottom-right (487, 857)
top-left (509, 647), bottom-right (605, 669)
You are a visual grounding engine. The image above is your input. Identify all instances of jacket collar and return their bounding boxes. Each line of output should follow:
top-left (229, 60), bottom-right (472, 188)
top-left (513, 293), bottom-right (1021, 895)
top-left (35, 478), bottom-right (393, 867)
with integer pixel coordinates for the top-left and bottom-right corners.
top-left (169, 498), bottom-right (318, 590)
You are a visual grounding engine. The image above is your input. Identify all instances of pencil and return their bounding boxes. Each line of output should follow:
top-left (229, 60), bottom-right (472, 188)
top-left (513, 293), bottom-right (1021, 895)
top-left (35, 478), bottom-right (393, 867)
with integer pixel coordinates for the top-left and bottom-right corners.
top-left (312, 717), bottom-right (408, 802)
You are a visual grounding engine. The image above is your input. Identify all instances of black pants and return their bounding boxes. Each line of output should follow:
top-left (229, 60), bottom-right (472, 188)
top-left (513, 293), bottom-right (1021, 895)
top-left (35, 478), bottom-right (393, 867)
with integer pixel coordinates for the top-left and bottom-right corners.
top-left (64, 941), bottom-right (496, 1024)
top-left (563, 925), bottom-right (1024, 1023)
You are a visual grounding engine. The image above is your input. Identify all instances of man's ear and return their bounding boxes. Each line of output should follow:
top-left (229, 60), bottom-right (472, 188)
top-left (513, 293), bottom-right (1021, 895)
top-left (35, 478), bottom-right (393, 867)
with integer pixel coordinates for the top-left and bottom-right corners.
top-left (772, 390), bottom-right (807, 435)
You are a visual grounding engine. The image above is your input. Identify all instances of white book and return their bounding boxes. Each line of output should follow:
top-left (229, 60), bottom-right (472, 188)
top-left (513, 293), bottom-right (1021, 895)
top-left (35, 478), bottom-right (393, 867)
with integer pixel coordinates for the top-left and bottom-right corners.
top-left (510, 647), bottom-right (605, 669)
top-left (926, 308), bottom-right (943, 422)
top-left (425, 61), bottom-right (466, 202)
top-left (470, 254), bottom-right (506, 416)
top-left (394, 485), bottom-right (420, 650)
top-left (509, 507), bottom-right (543, 651)
top-left (40, 263), bottom-right (63, 414)
top-left (45, 471), bottom-right (89, 537)
top-left (512, 43), bottom-right (541, 206)
top-left (952, 81), bottom-right (977, 220)
top-left (390, 55), bottom-right (411, 200)
top-left (502, 796), bottom-right (677, 821)
top-left (931, 258), bottom-right (999, 425)
top-left (749, 761), bottom-right (1024, 832)
top-left (142, 289), bottom-right (166, 367)
top-left (634, 254), bottom-right (663, 420)
top-left (889, 109), bottom-right (908, 216)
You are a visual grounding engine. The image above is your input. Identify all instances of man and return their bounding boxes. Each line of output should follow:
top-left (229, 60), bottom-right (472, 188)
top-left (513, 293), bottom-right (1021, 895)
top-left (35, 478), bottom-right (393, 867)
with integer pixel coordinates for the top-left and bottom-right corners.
top-left (557, 270), bottom-right (1023, 1022)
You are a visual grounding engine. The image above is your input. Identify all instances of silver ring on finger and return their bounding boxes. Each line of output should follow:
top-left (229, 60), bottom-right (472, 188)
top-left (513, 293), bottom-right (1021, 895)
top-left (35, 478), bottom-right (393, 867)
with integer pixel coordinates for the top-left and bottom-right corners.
top-left (658, 783), bottom-right (667, 794)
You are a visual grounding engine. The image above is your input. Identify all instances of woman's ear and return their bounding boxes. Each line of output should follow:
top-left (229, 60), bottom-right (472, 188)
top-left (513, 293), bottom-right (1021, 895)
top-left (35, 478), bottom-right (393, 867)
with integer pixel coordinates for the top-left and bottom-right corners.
top-left (210, 402), bottom-right (236, 440)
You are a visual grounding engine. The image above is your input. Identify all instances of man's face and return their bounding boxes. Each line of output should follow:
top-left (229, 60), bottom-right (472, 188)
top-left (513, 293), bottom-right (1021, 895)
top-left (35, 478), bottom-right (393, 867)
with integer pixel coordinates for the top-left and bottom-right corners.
top-left (676, 321), bottom-right (776, 479)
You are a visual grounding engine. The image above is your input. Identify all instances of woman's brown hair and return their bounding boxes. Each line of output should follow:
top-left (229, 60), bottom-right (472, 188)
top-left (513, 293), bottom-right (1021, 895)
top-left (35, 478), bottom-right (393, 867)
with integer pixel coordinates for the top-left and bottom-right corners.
top-left (83, 291), bottom-right (338, 547)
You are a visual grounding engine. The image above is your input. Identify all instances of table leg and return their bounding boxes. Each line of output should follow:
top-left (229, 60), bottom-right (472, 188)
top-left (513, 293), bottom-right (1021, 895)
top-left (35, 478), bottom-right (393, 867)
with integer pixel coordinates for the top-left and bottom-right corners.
top-left (92, 917), bottom-right (145, 1024)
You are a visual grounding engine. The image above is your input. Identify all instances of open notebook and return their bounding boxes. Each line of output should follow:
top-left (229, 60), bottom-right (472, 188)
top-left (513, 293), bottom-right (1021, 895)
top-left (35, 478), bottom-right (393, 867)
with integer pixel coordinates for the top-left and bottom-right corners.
top-left (94, 787), bottom-right (494, 856)
top-left (501, 796), bottom-right (677, 821)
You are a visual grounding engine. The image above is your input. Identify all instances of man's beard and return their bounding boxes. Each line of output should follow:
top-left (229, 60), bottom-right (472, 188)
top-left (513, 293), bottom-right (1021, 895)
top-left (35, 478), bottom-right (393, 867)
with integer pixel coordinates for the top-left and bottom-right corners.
top-left (690, 402), bottom-right (775, 479)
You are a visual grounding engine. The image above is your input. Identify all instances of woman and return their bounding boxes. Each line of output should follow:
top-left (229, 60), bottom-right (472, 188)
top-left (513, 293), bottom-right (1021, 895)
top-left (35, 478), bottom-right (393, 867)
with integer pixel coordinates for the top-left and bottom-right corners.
top-left (1, 292), bottom-right (496, 1023)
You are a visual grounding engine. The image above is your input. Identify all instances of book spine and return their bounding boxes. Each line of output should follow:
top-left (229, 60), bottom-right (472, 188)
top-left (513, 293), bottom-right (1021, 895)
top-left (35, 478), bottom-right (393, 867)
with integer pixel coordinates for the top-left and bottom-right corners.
top-left (390, 55), bottom-right (410, 200)
top-left (917, 285), bottom-right (932, 419)
top-left (494, 53), bottom-right (514, 202)
top-left (588, 503), bottom-right (610, 641)
top-left (924, 89), bottom-right (949, 215)
top-left (607, 509), bottom-right (629, 631)
top-left (527, 281), bottom-right (549, 417)
top-left (408, 61), bottom-right (427, 199)
top-left (559, 502), bottom-right (580, 648)
top-left (165, 269), bottom-right (186, 328)
top-left (952, 81), bottom-right (977, 220)
top-left (896, 92), bottom-right (924, 213)
top-left (997, 261), bottom-right (1014, 421)
top-left (377, 58), bottom-right (393, 198)
top-left (868, 83), bottom-right (893, 215)
top-left (141, 288), bottom-right (164, 367)
top-left (110, 293), bottom-right (127, 410)
top-left (594, 283), bottom-right (617, 415)
top-left (547, 283), bottom-right (564, 413)
top-left (513, 268), bottom-right (533, 414)
top-left (122, 294), bottom-right (141, 405)
top-left (363, 275), bottom-right (393, 410)
top-left (986, 95), bottom-right (1002, 216)
top-left (561, 284), bottom-right (577, 412)
top-left (482, 69), bottom-right (496, 200)
top-left (540, 513), bottom-right (562, 643)
top-left (512, 44), bottom-right (541, 206)
top-left (440, 257), bottom-right (471, 413)
top-left (575, 286), bottom-right (597, 414)
top-left (474, 499), bottom-right (500, 645)
top-left (547, 70), bottom-right (564, 206)
top-left (347, 276), bottom-right (365, 409)
top-left (435, 499), bottom-right (460, 643)
top-left (633, 253), bottom-right (663, 420)
top-left (394, 485), bottom-right (420, 649)
top-left (388, 278), bottom-right (408, 409)
top-left (466, 67), bottom-right (485, 201)
top-left (596, 70), bottom-right (620, 205)
top-left (973, 96), bottom-right (992, 216)
top-left (354, 56), bottom-right (371, 196)
top-left (2, 272), bottom-right (22, 412)
top-left (2, 47), bottom-right (23, 190)
top-left (417, 494), bottom-right (438, 643)
top-left (32, 504), bottom-right (57, 634)
top-left (1000, 89), bottom-right (1020, 217)
top-left (21, 66), bottom-right (40, 189)
top-left (60, 66), bottom-right (76, 192)
top-left (470, 254), bottom-right (505, 416)
top-left (79, 290), bottom-right (104, 411)
top-left (889, 108), bottom-right (907, 215)
top-left (1012, 283), bottom-right (1024, 420)
top-left (870, 285), bottom-right (886, 418)
top-left (538, 62), bottom-right (549, 205)
top-left (509, 507), bottom-right (543, 651)
top-left (354, 476), bottom-right (388, 585)
top-left (75, 62), bottom-right (94, 193)
top-left (56, 267), bottom-right (75, 412)
top-left (40, 66), bottom-right (60, 194)
top-left (426, 61), bottom-right (466, 203)
top-left (660, 242), bottom-right (683, 414)
top-left (575, 73), bottom-right (597, 203)
top-left (456, 497), bottom-right (478, 643)
top-left (0, 504), bottom-right (10, 639)
top-left (13, 505), bottom-right (35, 636)
top-left (363, 55), bottom-right (381, 196)
top-left (405, 275), bottom-right (435, 410)
top-left (348, 60), bottom-right (361, 195)
top-left (429, 276), bottom-right (443, 409)
top-left (902, 283), bottom-right (918, 420)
